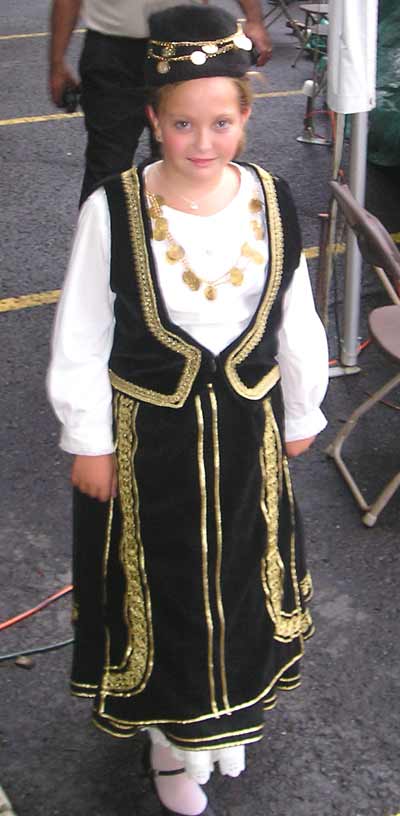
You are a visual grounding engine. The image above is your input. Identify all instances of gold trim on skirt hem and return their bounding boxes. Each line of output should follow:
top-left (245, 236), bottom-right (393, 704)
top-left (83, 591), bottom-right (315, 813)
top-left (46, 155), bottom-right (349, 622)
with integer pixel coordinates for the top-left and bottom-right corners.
top-left (71, 687), bottom-right (97, 699)
top-left (164, 724), bottom-right (264, 745)
top-left (93, 644), bottom-right (304, 726)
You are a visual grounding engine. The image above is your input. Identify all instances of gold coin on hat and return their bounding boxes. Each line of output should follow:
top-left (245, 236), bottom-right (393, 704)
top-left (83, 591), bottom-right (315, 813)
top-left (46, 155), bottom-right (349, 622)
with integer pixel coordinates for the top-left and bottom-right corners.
top-left (233, 33), bottom-right (252, 50)
top-left (202, 44), bottom-right (219, 55)
top-left (190, 50), bottom-right (207, 65)
top-left (157, 60), bottom-right (170, 74)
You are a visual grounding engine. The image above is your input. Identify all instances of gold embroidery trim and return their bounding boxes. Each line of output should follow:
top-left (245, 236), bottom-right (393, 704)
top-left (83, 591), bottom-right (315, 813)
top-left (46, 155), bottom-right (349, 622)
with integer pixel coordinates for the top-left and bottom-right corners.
top-left (260, 398), bottom-right (285, 634)
top-left (95, 714), bottom-right (263, 747)
top-left (95, 644), bottom-right (303, 726)
top-left (300, 571), bottom-right (313, 601)
top-left (116, 168), bottom-right (201, 408)
top-left (208, 384), bottom-right (230, 711)
top-left (70, 680), bottom-right (97, 690)
top-left (263, 699), bottom-right (277, 710)
top-left (165, 724), bottom-right (263, 744)
top-left (279, 674), bottom-right (300, 683)
top-left (259, 400), bottom-right (310, 642)
top-left (71, 689), bottom-right (97, 699)
top-left (93, 718), bottom-right (138, 739)
top-left (195, 395), bottom-right (218, 715)
top-left (283, 458), bottom-right (313, 638)
top-left (101, 394), bottom-right (154, 697)
top-left (224, 167), bottom-right (284, 399)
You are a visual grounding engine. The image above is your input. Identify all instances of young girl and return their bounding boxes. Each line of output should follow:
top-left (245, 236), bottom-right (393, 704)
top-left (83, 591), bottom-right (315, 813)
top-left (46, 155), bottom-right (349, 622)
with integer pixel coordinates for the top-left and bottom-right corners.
top-left (47, 6), bottom-right (329, 816)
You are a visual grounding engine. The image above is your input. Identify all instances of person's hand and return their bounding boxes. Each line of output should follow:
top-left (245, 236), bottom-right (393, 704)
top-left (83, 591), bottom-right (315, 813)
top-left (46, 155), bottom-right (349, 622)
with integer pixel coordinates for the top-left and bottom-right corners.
top-left (243, 21), bottom-right (273, 66)
top-left (71, 454), bottom-right (118, 502)
top-left (49, 61), bottom-right (79, 106)
top-left (285, 436), bottom-right (316, 458)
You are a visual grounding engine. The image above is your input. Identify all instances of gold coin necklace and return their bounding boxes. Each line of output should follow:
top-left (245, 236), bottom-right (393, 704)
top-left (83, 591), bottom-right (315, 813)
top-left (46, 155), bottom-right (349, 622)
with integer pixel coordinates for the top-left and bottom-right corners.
top-left (147, 192), bottom-right (265, 301)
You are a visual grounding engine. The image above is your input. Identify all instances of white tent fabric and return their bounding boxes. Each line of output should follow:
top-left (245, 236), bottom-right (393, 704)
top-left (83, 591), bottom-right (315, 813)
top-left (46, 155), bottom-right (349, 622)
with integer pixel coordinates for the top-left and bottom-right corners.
top-left (327, 0), bottom-right (378, 114)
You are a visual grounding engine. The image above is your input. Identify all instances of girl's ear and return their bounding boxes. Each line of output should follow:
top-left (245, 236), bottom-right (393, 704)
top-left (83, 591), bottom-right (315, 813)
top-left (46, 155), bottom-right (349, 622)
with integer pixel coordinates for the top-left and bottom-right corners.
top-left (146, 105), bottom-right (162, 143)
top-left (146, 104), bottom-right (156, 127)
top-left (241, 106), bottom-right (252, 126)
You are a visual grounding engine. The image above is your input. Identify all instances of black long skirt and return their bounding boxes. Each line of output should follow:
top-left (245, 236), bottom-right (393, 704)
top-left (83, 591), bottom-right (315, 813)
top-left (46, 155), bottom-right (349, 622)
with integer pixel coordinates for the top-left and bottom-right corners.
top-left (70, 379), bottom-right (313, 751)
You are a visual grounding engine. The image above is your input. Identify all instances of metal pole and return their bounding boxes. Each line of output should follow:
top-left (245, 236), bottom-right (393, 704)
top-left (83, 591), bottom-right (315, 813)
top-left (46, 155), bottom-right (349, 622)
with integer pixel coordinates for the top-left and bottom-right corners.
top-left (318, 112), bottom-right (345, 327)
top-left (340, 111), bottom-right (369, 367)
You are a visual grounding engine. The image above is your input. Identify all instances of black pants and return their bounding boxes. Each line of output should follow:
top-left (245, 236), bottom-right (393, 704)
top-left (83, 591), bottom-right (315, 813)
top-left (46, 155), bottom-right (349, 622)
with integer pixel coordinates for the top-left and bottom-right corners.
top-left (79, 30), bottom-right (153, 206)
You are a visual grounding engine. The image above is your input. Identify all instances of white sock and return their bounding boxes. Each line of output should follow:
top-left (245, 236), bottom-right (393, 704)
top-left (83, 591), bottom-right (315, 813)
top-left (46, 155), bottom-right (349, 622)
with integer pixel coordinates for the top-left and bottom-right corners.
top-left (151, 743), bottom-right (208, 816)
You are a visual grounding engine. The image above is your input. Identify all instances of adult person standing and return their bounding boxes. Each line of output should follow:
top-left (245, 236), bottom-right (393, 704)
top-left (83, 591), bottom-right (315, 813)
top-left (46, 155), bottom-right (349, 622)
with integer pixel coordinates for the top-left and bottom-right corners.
top-left (48, 0), bottom-right (273, 205)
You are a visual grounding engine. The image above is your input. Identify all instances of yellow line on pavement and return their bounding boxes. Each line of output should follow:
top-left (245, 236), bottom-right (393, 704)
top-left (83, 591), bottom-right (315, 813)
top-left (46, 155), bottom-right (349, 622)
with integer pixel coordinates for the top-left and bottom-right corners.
top-left (0, 291), bottom-right (61, 313)
top-left (0, 28), bottom-right (85, 40)
top-left (0, 112), bottom-right (83, 126)
top-left (254, 89), bottom-right (303, 98)
top-left (304, 242), bottom-right (346, 260)
top-left (0, 90), bottom-right (302, 128)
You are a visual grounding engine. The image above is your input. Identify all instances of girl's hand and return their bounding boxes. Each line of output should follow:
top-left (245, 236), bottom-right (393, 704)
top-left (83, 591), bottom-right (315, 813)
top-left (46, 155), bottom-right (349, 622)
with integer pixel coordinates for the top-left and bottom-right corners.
top-left (285, 436), bottom-right (316, 458)
top-left (71, 454), bottom-right (117, 502)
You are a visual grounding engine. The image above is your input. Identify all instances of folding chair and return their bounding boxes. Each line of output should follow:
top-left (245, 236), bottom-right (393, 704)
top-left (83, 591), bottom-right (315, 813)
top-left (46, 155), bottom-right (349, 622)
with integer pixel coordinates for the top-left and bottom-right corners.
top-left (293, 4), bottom-right (329, 66)
top-left (326, 181), bottom-right (400, 526)
top-left (263, 0), bottom-right (306, 46)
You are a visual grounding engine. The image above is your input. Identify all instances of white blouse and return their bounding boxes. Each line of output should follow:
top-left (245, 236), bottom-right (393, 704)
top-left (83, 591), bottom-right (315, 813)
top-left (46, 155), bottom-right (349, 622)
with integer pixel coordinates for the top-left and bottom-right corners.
top-left (47, 166), bottom-right (329, 455)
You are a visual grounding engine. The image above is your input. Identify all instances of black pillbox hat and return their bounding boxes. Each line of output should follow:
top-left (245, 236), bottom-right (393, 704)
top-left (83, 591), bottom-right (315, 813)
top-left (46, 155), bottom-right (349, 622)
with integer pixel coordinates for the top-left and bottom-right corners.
top-left (145, 5), bottom-right (253, 87)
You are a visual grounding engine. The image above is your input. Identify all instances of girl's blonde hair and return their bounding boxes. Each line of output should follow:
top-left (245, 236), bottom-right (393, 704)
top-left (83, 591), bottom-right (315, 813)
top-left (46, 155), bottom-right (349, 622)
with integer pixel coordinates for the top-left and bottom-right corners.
top-left (148, 75), bottom-right (253, 113)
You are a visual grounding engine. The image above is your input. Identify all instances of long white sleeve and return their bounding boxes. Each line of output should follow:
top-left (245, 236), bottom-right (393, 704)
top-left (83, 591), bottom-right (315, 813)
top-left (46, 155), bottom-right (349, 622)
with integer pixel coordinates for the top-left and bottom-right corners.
top-left (277, 253), bottom-right (329, 441)
top-left (47, 188), bottom-right (116, 455)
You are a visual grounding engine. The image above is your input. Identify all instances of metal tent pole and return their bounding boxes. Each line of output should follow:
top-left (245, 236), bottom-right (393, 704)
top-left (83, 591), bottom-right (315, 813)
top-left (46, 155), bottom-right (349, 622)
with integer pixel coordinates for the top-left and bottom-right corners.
top-left (318, 112), bottom-right (345, 327)
top-left (340, 111), bottom-right (369, 367)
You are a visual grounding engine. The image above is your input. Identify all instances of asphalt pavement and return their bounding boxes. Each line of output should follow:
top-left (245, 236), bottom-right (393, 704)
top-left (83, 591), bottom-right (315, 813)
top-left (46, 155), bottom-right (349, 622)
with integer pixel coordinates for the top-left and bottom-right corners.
top-left (1, 2), bottom-right (400, 815)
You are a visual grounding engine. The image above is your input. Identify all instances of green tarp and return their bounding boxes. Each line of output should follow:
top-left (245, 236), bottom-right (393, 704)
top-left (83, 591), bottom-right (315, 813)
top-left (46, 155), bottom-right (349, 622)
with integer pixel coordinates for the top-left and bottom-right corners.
top-left (368, 0), bottom-right (400, 166)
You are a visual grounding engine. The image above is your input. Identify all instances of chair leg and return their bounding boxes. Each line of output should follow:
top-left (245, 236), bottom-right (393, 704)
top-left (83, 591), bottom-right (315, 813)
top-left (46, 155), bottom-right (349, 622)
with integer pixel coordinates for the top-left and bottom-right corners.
top-left (362, 472), bottom-right (400, 527)
top-left (326, 371), bottom-right (400, 521)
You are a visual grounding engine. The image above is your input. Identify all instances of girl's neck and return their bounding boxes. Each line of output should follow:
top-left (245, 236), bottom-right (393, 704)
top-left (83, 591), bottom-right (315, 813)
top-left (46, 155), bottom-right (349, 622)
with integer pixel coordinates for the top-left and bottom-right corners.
top-left (147, 160), bottom-right (241, 216)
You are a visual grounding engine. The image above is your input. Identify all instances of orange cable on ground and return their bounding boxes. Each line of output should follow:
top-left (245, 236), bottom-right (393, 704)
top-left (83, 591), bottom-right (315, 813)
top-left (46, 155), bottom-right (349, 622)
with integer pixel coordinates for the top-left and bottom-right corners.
top-left (0, 585), bottom-right (73, 631)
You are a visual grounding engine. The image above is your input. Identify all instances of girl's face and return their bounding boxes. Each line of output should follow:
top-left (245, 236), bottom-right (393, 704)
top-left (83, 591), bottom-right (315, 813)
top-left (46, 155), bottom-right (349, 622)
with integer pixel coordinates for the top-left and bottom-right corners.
top-left (147, 76), bottom-right (251, 182)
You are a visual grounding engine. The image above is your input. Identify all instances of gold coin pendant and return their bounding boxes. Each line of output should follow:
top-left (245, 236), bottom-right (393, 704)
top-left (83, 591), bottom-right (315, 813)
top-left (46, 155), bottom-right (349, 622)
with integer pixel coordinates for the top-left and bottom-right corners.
top-left (205, 285), bottom-right (217, 301)
top-left (230, 267), bottom-right (244, 286)
top-left (166, 243), bottom-right (185, 263)
top-left (241, 242), bottom-right (253, 258)
top-left (153, 218), bottom-right (168, 241)
top-left (249, 198), bottom-right (262, 213)
top-left (251, 250), bottom-right (265, 265)
top-left (183, 269), bottom-right (201, 291)
top-left (251, 220), bottom-right (264, 240)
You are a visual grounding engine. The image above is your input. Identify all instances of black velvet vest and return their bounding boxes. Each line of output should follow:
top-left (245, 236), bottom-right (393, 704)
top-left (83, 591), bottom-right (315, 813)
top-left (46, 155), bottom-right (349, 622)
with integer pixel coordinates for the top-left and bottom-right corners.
top-left (104, 161), bottom-right (302, 407)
